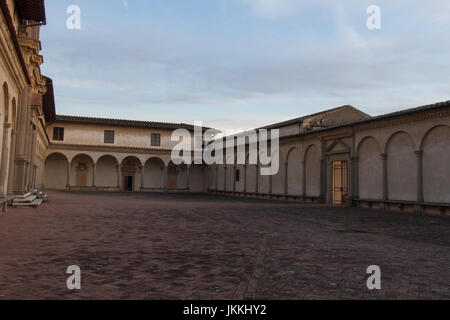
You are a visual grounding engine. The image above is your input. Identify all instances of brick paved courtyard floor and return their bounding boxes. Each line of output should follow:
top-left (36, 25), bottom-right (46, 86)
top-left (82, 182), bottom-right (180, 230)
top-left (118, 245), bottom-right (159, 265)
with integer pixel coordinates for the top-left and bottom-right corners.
top-left (0, 191), bottom-right (449, 300)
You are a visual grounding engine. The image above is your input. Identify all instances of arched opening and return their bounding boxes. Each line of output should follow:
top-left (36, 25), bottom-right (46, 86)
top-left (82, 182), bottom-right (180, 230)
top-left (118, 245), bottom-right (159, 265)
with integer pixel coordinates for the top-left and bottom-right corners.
top-left (96, 155), bottom-right (119, 188)
top-left (286, 147), bottom-right (302, 196)
top-left (386, 132), bottom-right (416, 201)
top-left (71, 154), bottom-right (95, 188)
top-left (144, 157), bottom-right (165, 189)
top-left (305, 145), bottom-right (320, 197)
top-left (121, 156), bottom-right (142, 192)
top-left (357, 137), bottom-right (382, 200)
top-left (44, 153), bottom-right (69, 190)
top-left (421, 126), bottom-right (450, 203)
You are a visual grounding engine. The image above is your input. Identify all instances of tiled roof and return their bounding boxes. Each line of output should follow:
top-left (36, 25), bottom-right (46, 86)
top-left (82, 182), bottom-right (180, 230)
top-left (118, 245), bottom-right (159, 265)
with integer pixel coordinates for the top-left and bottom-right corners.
top-left (54, 115), bottom-right (206, 132)
top-left (260, 105), bottom-right (371, 130)
top-left (282, 100), bottom-right (450, 139)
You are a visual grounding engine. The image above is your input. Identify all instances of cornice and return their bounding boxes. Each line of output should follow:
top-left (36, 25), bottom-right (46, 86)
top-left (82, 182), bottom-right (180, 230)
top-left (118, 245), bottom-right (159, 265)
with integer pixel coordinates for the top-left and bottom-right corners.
top-left (355, 109), bottom-right (450, 132)
top-left (48, 143), bottom-right (174, 155)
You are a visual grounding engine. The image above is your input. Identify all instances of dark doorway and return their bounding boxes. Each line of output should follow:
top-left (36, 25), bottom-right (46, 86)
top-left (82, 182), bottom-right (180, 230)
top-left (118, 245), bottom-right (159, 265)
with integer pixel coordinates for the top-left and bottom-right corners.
top-left (124, 176), bottom-right (133, 192)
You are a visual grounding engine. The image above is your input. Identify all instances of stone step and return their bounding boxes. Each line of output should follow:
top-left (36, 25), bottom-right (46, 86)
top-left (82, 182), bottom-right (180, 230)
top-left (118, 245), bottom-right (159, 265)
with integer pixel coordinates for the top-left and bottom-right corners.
top-left (13, 198), bottom-right (43, 208)
top-left (14, 195), bottom-right (37, 204)
top-left (15, 192), bottom-right (32, 200)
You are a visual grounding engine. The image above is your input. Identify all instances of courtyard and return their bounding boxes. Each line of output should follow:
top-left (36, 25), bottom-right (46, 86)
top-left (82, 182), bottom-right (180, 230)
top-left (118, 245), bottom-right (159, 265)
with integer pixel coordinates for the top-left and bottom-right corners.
top-left (0, 191), bottom-right (449, 300)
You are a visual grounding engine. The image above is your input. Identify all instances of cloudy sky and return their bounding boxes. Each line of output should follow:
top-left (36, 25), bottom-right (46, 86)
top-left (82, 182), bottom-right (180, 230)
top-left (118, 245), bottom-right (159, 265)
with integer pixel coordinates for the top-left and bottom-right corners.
top-left (41, 0), bottom-right (450, 132)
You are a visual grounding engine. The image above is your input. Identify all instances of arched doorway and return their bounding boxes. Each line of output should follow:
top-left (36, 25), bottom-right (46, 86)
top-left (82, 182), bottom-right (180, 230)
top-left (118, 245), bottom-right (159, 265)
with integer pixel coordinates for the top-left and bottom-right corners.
top-left (71, 154), bottom-right (95, 187)
top-left (44, 153), bottom-right (69, 190)
top-left (96, 155), bottom-right (119, 188)
top-left (143, 157), bottom-right (165, 189)
top-left (121, 156), bottom-right (142, 192)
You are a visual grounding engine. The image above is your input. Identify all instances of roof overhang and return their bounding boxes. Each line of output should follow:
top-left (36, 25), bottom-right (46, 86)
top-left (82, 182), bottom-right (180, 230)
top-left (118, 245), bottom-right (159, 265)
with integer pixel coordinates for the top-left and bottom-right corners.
top-left (15, 0), bottom-right (46, 24)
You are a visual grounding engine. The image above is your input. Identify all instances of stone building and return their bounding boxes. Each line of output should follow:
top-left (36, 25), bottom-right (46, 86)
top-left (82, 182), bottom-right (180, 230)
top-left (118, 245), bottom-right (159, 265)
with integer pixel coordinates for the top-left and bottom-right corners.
top-left (0, 0), bottom-right (54, 208)
top-left (43, 102), bottom-right (450, 216)
top-left (1, 1), bottom-right (449, 216)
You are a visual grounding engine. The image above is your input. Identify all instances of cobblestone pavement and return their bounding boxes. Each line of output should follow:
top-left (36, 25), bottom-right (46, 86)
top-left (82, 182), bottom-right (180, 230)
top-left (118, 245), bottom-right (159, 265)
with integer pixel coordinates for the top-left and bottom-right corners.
top-left (0, 191), bottom-right (449, 300)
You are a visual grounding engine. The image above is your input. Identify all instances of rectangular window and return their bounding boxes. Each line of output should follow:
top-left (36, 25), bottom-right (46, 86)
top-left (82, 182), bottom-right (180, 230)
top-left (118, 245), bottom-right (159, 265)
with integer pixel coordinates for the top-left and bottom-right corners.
top-left (235, 169), bottom-right (240, 182)
top-left (104, 130), bottom-right (115, 144)
top-left (53, 127), bottom-right (64, 141)
top-left (151, 133), bottom-right (161, 146)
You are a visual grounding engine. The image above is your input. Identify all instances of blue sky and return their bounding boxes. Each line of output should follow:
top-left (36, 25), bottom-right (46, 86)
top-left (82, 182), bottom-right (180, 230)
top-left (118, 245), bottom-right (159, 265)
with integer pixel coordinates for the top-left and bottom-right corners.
top-left (41, 0), bottom-right (450, 131)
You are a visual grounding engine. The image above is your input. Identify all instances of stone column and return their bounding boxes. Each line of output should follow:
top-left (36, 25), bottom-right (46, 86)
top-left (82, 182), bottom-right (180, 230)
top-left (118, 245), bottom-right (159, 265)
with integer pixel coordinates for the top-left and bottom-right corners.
top-left (319, 158), bottom-right (325, 203)
top-left (186, 165), bottom-right (191, 190)
top-left (12, 87), bottom-right (31, 194)
top-left (284, 161), bottom-right (288, 196)
top-left (353, 157), bottom-right (359, 200)
top-left (327, 161), bottom-right (333, 204)
top-left (66, 161), bottom-right (72, 190)
top-left (244, 164), bottom-right (247, 193)
top-left (256, 163), bottom-right (260, 194)
top-left (7, 129), bottom-right (17, 194)
top-left (26, 124), bottom-right (36, 191)
top-left (0, 123), bottom-right (12, 195)
top-left (140, 165), bottom-right (145, 191)
top-left (233, 164), bottom-right (236, 193)
top-left (92, 163), bottom-right (97, 188)
top-left (163, 166), bottom-right (168, 190)
top-left (116, 164), bottom-right (121, 189)
top-left (381, 153), bottom-right (388, 202)
top-left (415, 151), bottom-right (424, 203)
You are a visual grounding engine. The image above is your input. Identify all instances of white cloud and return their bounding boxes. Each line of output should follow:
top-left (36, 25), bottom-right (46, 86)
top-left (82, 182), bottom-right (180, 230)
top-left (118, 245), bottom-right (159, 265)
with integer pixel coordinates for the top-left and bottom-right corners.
top-left (238, 0), bottom-right (305, 19)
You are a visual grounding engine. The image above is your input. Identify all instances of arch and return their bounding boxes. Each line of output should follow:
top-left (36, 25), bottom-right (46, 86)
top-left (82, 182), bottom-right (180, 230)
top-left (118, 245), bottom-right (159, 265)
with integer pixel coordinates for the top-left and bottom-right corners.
top-left (384, 131), bottom-right (415, 154)
top-left (286, 147), bottom-right (302, 196)
top-left (304, 144), bottom-right (320, 197)
top-left (386, 131), bottom-right (416, 201)
top-left (420, 125), bottom-right (450, 151)
top-left (96, 155), bottom-right (119, 188)
top-left (71, 154), bottom-right (95, 187)
top-left (285, 147), bottom-right (299, 164)
top-left (2, 82), bottom-right (9, 123)
top-left (357, 136), bottom-right (382, 200)
top-left (44, 152), bottom-right (69, 190)
top-left (144, 157), bottom-right (165, 189)
top-left (357, 136), bottom-right (381, 157)
top-left (421, 125), bottom-right (450, 203)
top-left (121, 156), bottom-right (142, 191)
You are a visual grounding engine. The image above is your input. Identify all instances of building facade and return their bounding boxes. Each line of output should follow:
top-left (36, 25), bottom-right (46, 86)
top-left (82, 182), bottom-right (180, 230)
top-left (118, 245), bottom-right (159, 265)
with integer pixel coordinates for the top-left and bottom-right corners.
top-left (0, 0), bottom-right (54, 206)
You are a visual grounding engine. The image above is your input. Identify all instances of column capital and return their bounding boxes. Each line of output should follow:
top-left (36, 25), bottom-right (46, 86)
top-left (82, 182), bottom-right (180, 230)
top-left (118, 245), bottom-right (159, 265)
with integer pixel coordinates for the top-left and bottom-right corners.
top-left (415, 150), bottom-right (423, 157)
top-left (3, 123), bottom-right (11, 129)
top-left (381, 153), bottom-right (388, 160)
